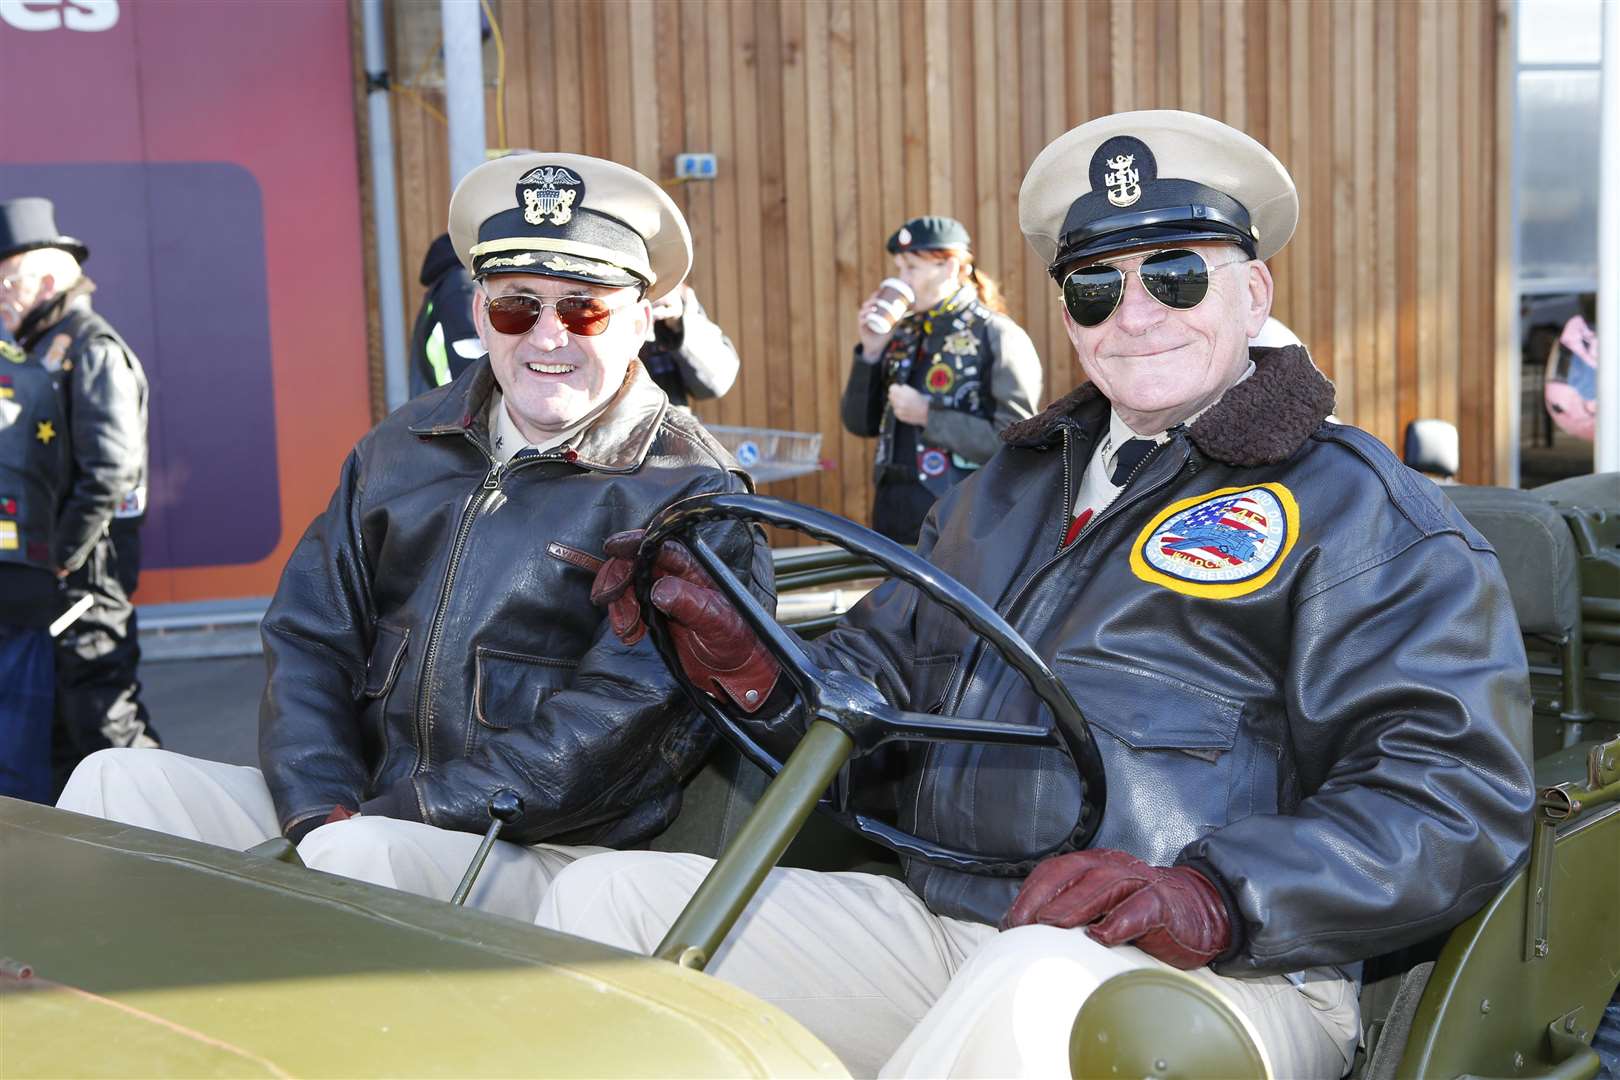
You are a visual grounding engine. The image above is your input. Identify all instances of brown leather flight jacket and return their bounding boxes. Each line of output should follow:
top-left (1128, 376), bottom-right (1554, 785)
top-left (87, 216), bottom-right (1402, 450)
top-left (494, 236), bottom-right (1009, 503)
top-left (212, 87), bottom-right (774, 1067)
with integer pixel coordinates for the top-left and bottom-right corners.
top-left (260, 359), bottom-right (771, 845)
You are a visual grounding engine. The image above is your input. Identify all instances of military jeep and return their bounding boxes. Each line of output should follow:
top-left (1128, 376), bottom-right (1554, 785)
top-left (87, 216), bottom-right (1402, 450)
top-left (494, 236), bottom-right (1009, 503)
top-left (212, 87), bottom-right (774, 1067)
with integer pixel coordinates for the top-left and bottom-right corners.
top-left (3, 474), bottom-right (1617, 1078)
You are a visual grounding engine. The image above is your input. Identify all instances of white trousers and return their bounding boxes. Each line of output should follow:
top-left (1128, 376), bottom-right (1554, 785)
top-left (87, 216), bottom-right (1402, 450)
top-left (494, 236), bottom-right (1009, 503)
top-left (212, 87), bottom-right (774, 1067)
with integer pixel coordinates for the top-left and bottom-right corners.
top-left (536, 851), bottom-right (1361, 1079)
top-left (57, 748), bottom-right (604, 922)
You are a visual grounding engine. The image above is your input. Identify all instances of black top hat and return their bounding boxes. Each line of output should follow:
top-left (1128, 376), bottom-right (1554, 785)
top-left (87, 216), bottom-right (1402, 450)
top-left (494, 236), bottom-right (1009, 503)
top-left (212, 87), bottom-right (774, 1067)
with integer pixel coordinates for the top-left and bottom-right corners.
top-left (0, 197), bottom-right (89, 264)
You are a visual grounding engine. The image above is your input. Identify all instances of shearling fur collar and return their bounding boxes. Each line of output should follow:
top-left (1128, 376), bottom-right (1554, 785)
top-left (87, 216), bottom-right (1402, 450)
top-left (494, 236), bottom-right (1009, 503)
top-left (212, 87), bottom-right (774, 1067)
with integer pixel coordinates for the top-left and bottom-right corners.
top-left (1000, 345), bottom-right (1335, 467)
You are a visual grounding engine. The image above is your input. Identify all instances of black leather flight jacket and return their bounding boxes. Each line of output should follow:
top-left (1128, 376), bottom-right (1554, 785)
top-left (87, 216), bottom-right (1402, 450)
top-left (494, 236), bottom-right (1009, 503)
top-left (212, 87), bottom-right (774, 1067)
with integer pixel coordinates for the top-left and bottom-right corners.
top-left (774, 346), bottom-right (1533, 976)
top-left (260, 359), bottom-right (772, 846)
top-left (14, 290), bottom-right (148, 574)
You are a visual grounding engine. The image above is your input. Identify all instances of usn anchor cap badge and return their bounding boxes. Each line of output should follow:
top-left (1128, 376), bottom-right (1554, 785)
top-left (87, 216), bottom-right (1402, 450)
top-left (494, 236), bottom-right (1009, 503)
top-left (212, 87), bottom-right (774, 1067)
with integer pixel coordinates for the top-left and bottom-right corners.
top-left (1104, 153), bottom-right (1141, 207)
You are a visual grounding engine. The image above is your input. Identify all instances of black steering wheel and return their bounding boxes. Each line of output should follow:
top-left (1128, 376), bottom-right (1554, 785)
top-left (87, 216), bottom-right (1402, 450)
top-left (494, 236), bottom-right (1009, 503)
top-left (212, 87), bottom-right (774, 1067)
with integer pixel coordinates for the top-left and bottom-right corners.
top-left (636, 492), bottom-right (1107, 876)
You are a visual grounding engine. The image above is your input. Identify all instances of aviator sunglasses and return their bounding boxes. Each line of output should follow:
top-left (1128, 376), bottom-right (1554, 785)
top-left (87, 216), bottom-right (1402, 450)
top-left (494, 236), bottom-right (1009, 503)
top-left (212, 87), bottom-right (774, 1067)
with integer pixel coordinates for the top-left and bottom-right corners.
top-left (484, 292), bottom-right (634, 337)
top-left (1061, 247), bottom-right (1245, 328)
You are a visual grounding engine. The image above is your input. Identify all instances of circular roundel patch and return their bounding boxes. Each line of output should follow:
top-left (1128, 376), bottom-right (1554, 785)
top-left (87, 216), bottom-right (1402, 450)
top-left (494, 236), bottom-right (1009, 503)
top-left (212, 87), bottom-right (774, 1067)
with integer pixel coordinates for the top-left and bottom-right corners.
top-left (918, 448), bottom-right (949, 478)
top-left (926, 361), bottom-right (955, 394)
top-left (1129, 483), bottom-right (1300, 599)
top-left (735, 440), bottom-right (761, 467)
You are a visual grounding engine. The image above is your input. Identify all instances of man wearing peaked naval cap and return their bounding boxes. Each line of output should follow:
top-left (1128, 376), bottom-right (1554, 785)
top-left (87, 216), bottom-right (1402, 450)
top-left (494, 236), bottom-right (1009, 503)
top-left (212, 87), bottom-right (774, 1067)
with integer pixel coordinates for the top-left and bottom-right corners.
top-left (544, 112), bottom-right (1532, 1078)
top-left (59, 153), bottom-right (772, 922)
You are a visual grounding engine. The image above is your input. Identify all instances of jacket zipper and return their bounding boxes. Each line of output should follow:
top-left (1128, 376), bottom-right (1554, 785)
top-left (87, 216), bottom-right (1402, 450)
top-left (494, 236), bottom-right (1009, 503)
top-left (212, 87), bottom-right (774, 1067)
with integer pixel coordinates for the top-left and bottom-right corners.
top-left (411, 441), bottom-right (566, 771)
top-left (939, 432), bottom-right (1189, 717)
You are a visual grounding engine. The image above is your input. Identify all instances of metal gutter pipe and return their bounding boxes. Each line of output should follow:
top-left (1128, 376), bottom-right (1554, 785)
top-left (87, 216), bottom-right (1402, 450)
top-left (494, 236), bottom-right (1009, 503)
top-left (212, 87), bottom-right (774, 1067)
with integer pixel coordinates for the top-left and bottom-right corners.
top-left (363, 0), bottom-right (409, 412)
top-left (441, 0), bottom-right (487, 187)
top-left (1598, 0), bottom-right (1619, 472)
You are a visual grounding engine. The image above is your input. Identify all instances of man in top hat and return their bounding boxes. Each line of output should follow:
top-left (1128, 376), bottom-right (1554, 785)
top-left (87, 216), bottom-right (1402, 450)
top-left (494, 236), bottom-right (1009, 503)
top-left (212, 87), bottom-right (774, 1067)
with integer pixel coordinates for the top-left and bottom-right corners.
top-left (549, 112), bottom-right (1533, 1076)
top-left (0, 197), bottom-right (157, 796)
top-left (59, 154), bottom-right (771, 921)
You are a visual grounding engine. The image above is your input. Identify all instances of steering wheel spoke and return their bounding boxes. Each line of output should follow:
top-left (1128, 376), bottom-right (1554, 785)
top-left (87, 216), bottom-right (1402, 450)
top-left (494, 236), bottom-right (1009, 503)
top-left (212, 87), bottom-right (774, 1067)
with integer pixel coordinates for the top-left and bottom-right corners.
top-left (880, 710), bottom-right (1054, 747)
top-left (680, 536), bottom-right (828, 704)
top-left (637, 492), bottom-right (1107, 875)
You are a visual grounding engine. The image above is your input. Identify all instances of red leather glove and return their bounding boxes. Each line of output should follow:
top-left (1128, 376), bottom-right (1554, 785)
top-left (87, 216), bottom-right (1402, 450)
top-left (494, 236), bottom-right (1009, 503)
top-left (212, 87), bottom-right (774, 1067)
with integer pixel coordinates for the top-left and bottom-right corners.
top-left (590, 531), bottom-right (654, 645)
top-left (1001, 849), bottom-right (1232, 969)
top-left (590, 530), bottom-right (780, 713)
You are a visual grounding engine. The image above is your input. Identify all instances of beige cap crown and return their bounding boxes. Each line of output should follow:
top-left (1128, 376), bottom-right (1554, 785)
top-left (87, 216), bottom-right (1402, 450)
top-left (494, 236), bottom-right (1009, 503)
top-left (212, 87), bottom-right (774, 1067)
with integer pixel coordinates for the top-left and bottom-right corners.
top-left (449, 152), bottom-right (693, 301)
top-left (1020, 110), bottom-right (1297, 270)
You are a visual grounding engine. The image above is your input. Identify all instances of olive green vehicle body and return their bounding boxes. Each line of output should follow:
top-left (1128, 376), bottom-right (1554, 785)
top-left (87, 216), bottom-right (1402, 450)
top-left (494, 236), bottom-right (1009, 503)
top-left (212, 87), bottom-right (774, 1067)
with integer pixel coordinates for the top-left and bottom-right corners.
top-left (2, 478), bottom-right (1617, 1079)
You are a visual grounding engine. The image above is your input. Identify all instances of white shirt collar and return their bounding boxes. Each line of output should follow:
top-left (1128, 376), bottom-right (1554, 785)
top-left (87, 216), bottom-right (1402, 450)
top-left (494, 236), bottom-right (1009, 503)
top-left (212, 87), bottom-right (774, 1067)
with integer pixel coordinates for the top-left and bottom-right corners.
top-left (488, 391), bottom-right (587, 465)
top-left (1103, 359), bottom-right (1256, 474)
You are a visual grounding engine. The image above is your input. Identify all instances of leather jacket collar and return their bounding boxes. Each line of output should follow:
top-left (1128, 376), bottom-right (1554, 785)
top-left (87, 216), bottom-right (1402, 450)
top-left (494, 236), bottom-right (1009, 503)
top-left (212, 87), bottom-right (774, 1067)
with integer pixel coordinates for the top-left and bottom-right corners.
top-left (1002, 344), bottom-right (1335, 466)
top-left (17, 279), bottom-right (95, 352)
top-left (409, 357), bottom-right (670, 474)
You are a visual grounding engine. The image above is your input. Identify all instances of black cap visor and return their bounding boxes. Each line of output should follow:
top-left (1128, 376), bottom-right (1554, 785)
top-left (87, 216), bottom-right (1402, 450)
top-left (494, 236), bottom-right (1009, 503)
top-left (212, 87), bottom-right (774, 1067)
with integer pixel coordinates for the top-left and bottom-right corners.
top-left (1051, 206), bottom-right (1255, 278)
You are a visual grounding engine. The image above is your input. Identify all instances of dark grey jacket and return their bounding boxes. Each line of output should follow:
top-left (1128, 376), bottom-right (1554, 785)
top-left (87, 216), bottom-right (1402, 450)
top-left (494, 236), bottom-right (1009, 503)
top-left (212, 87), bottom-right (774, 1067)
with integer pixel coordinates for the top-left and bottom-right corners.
top-left (260, 358), bottom-right (772, 845)
top-left (784, 346), bottom-right (1532, 976)
top-left (842, 286), bottom-right (1042, 496)
top-left (0, 339), bottom-right (71, 626)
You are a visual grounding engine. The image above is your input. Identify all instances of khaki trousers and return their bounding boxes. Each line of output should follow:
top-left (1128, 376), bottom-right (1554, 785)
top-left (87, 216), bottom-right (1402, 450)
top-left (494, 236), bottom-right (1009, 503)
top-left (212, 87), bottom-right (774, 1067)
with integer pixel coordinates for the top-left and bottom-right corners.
top-left (536, 851), bottom-right (1360, 1079)
top-left (57, 748), bottom-right (603, 922)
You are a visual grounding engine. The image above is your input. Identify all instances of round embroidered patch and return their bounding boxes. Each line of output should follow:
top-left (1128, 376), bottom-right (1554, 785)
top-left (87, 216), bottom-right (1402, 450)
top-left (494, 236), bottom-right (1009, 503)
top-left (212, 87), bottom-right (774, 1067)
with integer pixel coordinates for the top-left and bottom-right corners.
top-left (1129, 483), bottom-right (1300, 598)
top-left (918, 448), bottom-right (949, 478)
top-left (925, 362), bottom-right (955, 393)
top-left (735, 440), bottom-right (761, 467)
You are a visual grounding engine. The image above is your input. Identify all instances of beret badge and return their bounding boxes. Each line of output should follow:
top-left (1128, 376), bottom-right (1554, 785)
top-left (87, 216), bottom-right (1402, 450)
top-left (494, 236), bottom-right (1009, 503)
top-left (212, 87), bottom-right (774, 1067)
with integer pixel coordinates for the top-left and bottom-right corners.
top-left (518, 166), bottom-right (583, 227)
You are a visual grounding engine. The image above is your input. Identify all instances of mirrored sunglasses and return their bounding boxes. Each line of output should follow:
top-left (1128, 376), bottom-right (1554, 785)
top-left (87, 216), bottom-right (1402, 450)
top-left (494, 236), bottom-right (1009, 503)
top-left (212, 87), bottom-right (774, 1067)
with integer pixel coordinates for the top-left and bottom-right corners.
top-left (1061, 248), bottom-right (1242, 329)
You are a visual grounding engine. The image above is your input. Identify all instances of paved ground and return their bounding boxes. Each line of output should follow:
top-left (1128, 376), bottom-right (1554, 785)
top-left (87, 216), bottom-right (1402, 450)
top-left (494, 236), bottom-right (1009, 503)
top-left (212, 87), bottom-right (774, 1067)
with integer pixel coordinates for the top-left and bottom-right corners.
top-left (144, 655), bottom-right (263, 767)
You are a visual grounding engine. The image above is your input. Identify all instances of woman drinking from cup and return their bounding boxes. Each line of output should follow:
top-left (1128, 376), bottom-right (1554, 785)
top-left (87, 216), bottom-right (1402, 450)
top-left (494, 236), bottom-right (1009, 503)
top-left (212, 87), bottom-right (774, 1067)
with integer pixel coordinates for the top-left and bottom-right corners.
top-left (842, 215), bottom-right (1043, 543)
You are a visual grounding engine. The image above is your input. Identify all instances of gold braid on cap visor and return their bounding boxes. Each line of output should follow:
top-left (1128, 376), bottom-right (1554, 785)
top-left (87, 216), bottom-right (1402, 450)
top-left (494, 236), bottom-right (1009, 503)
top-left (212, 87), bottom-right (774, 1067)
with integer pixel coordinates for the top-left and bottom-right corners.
top-left (468, 237), bottom-right (653, 285)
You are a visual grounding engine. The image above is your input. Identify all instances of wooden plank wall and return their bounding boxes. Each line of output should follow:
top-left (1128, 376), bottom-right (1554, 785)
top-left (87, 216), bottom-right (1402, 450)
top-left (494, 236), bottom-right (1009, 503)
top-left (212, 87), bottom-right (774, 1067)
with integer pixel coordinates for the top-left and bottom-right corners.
top-left (386, 0), bottom-right (1513, 526)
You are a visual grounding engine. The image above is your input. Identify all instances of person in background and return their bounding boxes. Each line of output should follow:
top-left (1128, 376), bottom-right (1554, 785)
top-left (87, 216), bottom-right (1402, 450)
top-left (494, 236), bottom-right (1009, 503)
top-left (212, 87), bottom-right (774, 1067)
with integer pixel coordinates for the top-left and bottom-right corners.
top-left (409, 232), bottom-right (482, 397)
top-left (1543, 294), bottom-right (1597, 443)
top-left (638, 283), bottom-right (739, 408)
top-left (0, 197), bottom-right (156, 797)
top-left (0, 274), bottom-right (70, 803)
top-left (842, 215), bottom-right (1043, 544)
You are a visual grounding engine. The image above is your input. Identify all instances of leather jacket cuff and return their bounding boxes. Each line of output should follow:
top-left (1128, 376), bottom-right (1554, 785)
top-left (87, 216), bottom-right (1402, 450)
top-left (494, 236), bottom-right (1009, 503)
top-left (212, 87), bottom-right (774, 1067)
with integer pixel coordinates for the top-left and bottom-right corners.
top-left (360, 782), bottom-right (424, 824)
top-left (1176, 854), bottom-right (1247, 965)
top-left (285, 811), bottom-right (333, 845)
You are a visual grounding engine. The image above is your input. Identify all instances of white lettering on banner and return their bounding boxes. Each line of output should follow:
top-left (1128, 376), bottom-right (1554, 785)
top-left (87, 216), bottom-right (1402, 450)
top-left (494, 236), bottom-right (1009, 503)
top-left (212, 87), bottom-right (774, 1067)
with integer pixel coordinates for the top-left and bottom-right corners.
top-left (0, 0), bottom-right (119, 32)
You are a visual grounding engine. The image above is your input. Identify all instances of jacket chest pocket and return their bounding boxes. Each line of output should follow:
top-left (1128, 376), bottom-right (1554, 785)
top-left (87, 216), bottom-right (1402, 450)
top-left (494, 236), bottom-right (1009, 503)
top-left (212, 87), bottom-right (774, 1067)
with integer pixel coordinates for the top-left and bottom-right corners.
top-left (360, 623), bottom-right (410, 781)
top-left (1053, 654), bottom-right (1245, 863)
top-left (473, 646), bottom-right (577, 735)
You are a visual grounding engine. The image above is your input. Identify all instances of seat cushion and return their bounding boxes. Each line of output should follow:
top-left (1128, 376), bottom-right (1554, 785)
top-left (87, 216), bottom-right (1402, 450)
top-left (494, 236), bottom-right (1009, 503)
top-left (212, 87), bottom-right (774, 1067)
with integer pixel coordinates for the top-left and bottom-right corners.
top-left (1443, 486), bottom-right (1580, 638)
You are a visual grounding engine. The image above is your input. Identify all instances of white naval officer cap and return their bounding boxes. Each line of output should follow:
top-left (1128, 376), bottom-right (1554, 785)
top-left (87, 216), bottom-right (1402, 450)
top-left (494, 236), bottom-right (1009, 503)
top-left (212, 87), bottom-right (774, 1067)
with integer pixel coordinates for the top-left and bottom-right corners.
top-left (449, 152), bottom-right (693, 302)
top-left (1019, 110), bottom-right (1298, 278)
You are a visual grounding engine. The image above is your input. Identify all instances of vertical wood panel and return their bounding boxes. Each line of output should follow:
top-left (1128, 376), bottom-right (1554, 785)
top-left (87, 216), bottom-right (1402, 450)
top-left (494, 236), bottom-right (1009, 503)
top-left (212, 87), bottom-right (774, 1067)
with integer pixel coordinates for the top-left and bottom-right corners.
top-left (387, 0), bottom-right (1516, 528)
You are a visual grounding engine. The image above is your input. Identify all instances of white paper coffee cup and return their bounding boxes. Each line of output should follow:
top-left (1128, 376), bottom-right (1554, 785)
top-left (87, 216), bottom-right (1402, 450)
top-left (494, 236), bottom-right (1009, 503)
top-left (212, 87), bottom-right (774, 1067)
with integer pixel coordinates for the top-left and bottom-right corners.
top-left (863, 277), bottom-right (915, 334)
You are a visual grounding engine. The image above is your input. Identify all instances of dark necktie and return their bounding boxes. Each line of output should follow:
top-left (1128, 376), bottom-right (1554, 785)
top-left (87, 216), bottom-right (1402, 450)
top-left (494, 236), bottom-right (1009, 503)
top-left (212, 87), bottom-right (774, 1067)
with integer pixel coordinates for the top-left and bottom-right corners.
top-left (1109, 437), bottom-right (1156, 486)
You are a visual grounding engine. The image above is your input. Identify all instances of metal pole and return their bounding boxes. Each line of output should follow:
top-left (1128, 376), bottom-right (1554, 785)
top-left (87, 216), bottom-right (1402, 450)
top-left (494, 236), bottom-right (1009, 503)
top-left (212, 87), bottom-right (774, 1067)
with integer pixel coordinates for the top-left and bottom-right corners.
top-left (655, 721), bottom-right (855, 970)
top-left (1598, 0), bottom-right (1620, 472)
top-left (441, 0), bottom-right (487, 187)
top-left (363, 0), bottom-right (409, 412)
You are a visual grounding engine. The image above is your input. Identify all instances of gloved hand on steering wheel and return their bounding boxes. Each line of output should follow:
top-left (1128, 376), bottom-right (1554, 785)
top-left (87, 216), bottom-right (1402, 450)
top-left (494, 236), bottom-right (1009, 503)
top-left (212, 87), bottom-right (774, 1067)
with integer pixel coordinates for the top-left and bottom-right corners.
top-left (1001, 848), bottom-right (1234, 969)
top-left (590, 529), bottom-right (780, 713)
